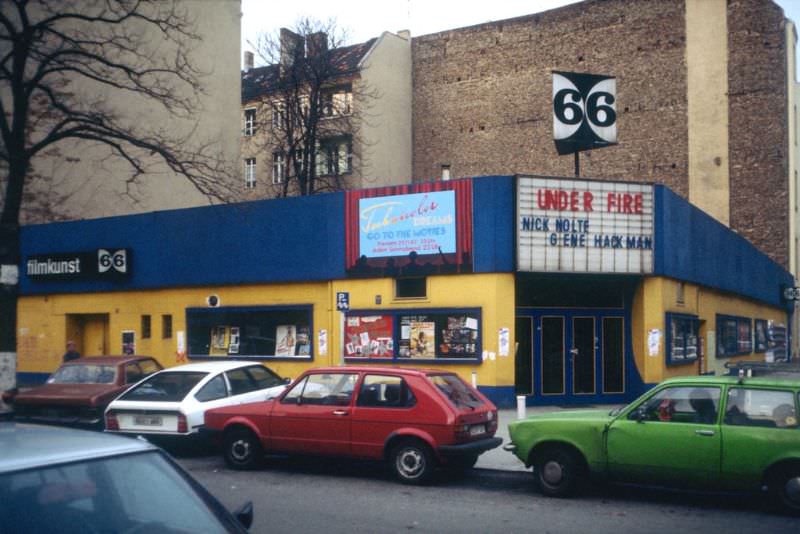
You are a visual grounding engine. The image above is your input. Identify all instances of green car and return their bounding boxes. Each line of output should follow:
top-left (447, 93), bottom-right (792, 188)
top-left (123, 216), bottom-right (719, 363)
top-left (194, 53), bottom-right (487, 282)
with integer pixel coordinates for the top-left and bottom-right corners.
top-left (505, 375), bottom-right (800, 513)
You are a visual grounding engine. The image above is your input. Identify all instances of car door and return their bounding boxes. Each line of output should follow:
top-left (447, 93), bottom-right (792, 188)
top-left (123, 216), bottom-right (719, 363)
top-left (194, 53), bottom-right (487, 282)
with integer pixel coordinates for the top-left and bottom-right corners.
top-left (606, 385), bottom-right (722, 488)
top-left (269, 372), bottom-right (359, 456)
top-left (720, 386), bottom-right (800, 490)
top-left (350, 374), bottom-right (418, 459)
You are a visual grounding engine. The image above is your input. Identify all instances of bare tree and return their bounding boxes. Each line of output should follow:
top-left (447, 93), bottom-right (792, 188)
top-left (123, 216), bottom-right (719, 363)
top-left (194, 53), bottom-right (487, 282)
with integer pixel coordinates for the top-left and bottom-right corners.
top-left (247, 17), bottom-right (378, 197)
top-left (0, 0), bottom-right (237, 353)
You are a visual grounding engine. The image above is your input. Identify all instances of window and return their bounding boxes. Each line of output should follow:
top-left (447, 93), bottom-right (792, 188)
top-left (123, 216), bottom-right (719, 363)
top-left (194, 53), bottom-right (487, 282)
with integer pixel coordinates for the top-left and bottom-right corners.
top-left (428, 373), bottom-right (486, 409)
top-left (630, 386), bottom-right (721, 424)
top-left (317, 138), bottom-right (352, 175)
top-left (321, 87), bottom-right (353, 117)
top-left (247, 365), bottom-right (285, 389)
top-left (716, 314), bottom-right (752, 357)
top-left (754, 319), bottom-right (768, 353)
top-left (186, 305), bottom-right (313, 359)
top-left (243, 108), bottom-right (256, 136)
top-left (344, 309), bottom-right (481, 362)
top-left (666, 313), bottom-right (699, 365)
top-left (272, 152), bottom-right (285, 184)
top-left (120, 371), bottom-right (208, 402)
top-left (357, 375), bottom-right (416, 408)
top-left (162, 314), bottom-right (172, 339)
top-left (244, 158), bottom-right (256, 189)
top-left (271, 103), bottom-right (285, 129)
top-left (141, 315), bottom-right (151, 339)
top-left (125, 363), bottom-right (143, 384)
top-left (396, 277), bottom-right (427, 299)
top-left (226, 368), bottom-right (256, 396)
top-left (724, 388), bottom-right (798, 428)
top-left (281, 373), bottom-right (358, 406)
top-left (139, 359), bottom-right (161, 376)
top-left (195, 374), bottom-right (228, 402)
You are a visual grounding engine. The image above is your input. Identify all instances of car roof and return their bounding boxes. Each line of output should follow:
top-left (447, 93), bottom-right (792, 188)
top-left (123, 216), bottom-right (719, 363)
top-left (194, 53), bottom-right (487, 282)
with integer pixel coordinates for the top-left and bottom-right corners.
top-left (64, 355), bottom-right (157, 365)
top-left (0, 422), bottom-right (158, 474)
top-left (301, 366), bottom-right (458, 377)
top-left (660, 374), bottom-right (800, 388)
top-left (155, 360), bottom-right (262, 373)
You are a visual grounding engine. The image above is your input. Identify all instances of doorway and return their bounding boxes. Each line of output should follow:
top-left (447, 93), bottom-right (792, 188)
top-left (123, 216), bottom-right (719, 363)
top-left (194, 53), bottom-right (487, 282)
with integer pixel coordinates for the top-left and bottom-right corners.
top-left (66, 314), bottom-right (109, 356)
top-left (515, 309), bottom-right (627, 404)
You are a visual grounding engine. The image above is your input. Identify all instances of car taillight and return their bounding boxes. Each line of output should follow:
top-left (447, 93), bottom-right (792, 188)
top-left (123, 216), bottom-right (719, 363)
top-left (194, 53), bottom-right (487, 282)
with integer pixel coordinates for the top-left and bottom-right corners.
top-left (177, 413), bottom-right (188, 433)
top-left (105, 411), bottom-right (119, 430)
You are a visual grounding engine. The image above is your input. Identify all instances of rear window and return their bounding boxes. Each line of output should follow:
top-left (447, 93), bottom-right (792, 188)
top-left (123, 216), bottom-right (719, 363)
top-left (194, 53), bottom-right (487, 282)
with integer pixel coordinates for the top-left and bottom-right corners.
top-left (119, 372), bottom-right (208, 402)
top-left (427, 374), bottom-right (485, 410)
top-left (49, 364), bottom-right (117, 384)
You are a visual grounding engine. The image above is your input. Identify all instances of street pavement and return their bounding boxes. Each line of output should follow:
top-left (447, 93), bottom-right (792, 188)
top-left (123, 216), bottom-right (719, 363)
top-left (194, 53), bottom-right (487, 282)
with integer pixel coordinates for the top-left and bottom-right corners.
top-left (476, 404), bottom-right (621, 472)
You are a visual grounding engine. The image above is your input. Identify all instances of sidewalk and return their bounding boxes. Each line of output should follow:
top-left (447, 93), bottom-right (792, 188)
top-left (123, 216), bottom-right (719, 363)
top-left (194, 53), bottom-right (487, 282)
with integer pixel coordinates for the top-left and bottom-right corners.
top-left (476, 405), bottom-right (621, 472)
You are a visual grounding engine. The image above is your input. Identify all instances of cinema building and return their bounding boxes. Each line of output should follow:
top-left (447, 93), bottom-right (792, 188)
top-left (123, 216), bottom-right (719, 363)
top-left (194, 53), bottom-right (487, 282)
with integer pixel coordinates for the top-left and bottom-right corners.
top-left (15, 175), bottom-right (792, 407)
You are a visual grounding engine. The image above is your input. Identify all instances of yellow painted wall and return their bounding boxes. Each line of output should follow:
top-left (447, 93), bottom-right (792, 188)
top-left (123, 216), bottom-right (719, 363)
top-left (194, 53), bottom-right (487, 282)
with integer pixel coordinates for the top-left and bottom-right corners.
top-left (17, 273), bottom-right (516, 387)
top-left (632, 277), bottom-right (787, 384)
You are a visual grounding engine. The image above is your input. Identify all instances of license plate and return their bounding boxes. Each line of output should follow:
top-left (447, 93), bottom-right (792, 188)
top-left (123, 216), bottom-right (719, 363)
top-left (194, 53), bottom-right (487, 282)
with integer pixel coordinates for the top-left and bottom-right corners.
top-left (469, 424), bottom-right (485, 436)
top-left (134, 415), bottom-right (163, 426)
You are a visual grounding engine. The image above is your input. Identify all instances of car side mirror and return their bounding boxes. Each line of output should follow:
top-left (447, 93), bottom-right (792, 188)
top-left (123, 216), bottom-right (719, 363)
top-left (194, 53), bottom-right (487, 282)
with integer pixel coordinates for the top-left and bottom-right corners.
top-left (233, 501), bottom-right (254, 529)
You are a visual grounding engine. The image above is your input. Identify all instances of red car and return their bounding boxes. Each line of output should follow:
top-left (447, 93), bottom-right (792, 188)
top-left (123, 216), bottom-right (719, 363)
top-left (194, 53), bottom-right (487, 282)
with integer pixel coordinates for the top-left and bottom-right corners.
top-left (204, 366), bottom-right (501, 484)
top-left (3, 356), bottom-right (162, 427)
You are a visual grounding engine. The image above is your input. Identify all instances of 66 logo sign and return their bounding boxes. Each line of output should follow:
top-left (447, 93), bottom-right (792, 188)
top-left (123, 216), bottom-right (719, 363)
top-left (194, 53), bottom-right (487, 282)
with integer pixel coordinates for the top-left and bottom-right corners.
top-left (553, 71), bottom-right (617, 155)
top-left (98, 249), bottom-right (128, 275)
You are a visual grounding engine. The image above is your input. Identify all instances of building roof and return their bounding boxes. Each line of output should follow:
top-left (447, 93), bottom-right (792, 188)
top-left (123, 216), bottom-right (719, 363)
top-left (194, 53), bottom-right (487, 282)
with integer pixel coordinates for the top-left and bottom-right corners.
top-left (241, 38), bottom-right (377, 102)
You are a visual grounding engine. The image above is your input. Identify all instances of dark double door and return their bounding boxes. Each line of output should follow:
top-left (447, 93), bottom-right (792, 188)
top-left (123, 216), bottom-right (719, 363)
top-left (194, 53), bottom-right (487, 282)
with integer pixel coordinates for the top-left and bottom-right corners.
top-left (516, 309), bottom-right (626, 404)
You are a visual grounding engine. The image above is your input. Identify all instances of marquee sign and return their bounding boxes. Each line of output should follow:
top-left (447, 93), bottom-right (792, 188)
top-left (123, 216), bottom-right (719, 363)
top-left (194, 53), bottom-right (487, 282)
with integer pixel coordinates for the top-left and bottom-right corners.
top-left (25, 248), bottom-right (131, 281)
top-left (553, 71), bottom-right (617, 155)
top-left (517, 177), bottom-right (653, 274)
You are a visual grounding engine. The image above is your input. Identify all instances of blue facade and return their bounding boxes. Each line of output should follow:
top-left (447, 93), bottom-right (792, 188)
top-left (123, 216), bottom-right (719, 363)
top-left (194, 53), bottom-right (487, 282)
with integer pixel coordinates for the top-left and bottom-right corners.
top-left (19, 176), bottom-right (791, 310)
top-left (653, 186), bottom-right (793, 310)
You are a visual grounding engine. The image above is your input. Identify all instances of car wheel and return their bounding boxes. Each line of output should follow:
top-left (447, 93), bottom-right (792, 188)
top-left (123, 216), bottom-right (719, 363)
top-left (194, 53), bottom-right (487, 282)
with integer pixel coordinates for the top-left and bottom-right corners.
top-left (769, 467), bottom-right (800, 515)
top-left (534, 446), bottom-right (582, 497)
top-left (390, 440), bottom-right (435, 485)
top-left (224, 427), bottom-right (263, 470)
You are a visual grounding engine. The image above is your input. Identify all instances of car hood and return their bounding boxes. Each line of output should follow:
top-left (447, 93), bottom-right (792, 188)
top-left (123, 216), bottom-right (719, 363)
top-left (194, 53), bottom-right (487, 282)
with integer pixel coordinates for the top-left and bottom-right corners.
top-left (15, 384), bottom-right (121, 405)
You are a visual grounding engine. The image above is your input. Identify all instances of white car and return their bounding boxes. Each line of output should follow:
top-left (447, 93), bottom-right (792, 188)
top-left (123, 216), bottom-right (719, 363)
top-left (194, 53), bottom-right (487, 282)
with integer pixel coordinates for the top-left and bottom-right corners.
top-left (104, 361), bottom-right (288, 437)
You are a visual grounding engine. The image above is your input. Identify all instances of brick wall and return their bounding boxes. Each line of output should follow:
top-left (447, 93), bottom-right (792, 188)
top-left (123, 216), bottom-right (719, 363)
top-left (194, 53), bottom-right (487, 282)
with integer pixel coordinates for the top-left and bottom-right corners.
top-left (412, 0), bottom-right (790, 268)
top-left (727, 0), bottom-right (788, 268)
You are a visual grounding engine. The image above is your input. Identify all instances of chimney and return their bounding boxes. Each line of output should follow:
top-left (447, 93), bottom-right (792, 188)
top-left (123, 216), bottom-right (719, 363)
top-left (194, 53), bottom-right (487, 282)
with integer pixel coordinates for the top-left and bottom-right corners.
top-left (243, 51), bottom-right (254, 71)
top-left (280, 28), bottom-right (304, 71)
top-left (306, 32), bottom-right (328, 57)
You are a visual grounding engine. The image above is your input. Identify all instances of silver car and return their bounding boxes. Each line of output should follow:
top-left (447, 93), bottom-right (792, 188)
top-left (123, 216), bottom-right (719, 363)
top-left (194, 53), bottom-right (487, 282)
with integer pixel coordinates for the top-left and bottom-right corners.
top-left (0, 422), bottom-right (253, 533)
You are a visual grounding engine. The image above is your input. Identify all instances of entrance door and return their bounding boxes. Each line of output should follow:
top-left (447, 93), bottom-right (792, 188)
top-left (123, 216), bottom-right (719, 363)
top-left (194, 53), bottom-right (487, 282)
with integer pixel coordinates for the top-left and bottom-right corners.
top-left (516, 309), bottom-right (626, 404)
top-left (67, 314), bottom-right (109, 356)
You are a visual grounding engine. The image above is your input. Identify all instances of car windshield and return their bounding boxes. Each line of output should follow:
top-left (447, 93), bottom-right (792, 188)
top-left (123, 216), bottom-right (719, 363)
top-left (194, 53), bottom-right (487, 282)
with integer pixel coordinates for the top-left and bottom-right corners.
top-left (119, 372), bottom-right (208, 402)
top-left (0, 450), bottom-right (235, 533)
top-left (49, 365), bottom-right (117, 385)
top-left (427, 373), bottom-right (484, 410)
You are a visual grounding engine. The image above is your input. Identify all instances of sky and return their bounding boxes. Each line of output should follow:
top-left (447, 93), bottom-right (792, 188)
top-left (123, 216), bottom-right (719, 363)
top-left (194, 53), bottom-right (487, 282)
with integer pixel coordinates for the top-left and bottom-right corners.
top-left (241, 0), bottom-right (800, 67)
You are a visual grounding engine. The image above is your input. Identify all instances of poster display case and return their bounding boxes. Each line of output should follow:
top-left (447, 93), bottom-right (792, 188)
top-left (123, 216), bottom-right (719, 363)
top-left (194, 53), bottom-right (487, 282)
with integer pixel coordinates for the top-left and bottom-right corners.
top-left (345, 308), bottom-right (481, 362)
top-left (186, 306), bottom-right (313, 360)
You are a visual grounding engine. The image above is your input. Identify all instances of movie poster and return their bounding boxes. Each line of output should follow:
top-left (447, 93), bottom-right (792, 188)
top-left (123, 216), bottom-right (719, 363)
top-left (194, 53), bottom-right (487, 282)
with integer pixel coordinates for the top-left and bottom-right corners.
top-left (275, 325), bottom-right (297, 356)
